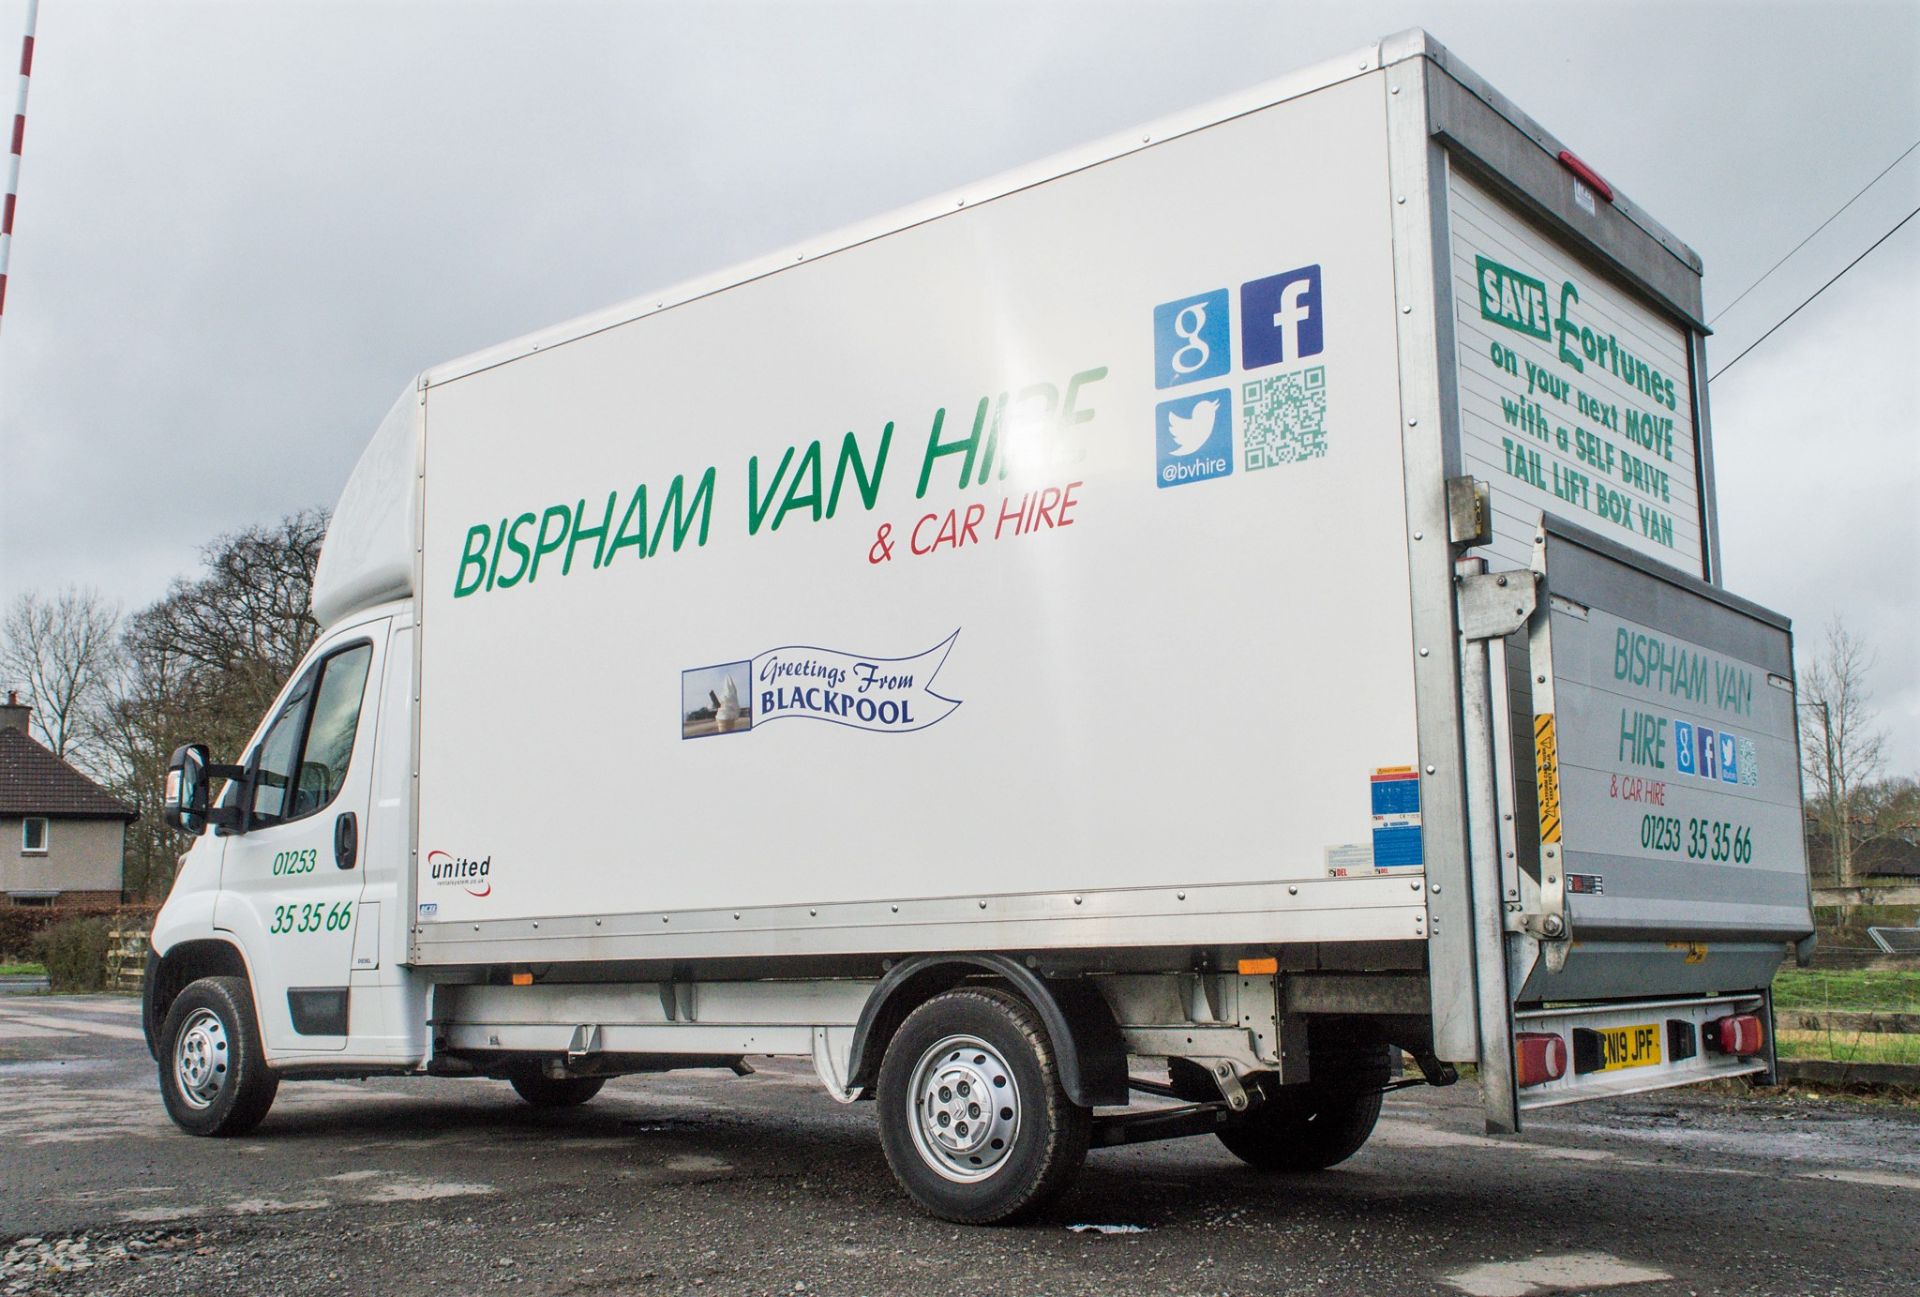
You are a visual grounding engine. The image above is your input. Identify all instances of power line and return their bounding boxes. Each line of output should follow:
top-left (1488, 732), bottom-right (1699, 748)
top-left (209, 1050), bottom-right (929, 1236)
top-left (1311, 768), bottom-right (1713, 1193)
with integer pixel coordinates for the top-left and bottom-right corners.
top-left (1711, 138), bottom-right (1920, 324)
top-left (1708, 202), bottom-right (1920, 384)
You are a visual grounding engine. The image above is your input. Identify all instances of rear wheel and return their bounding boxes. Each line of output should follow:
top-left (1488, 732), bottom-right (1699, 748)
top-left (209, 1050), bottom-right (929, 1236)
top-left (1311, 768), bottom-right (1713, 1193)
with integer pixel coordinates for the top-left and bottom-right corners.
top-left (877, 988), bottom-right (1089, 1224)
top-left (157, 976), bottom-right (279, 1136)
top-left (509, 1071), bottom-right (606, 1107)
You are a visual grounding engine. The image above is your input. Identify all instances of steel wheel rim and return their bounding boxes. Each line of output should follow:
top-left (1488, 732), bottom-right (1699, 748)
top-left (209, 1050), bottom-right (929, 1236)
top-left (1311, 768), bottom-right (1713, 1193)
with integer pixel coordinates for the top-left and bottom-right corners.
top-left (173, 1007), bottom-right (230, 1110)
top-left (906, 1033), bottom-right (1021, 1183)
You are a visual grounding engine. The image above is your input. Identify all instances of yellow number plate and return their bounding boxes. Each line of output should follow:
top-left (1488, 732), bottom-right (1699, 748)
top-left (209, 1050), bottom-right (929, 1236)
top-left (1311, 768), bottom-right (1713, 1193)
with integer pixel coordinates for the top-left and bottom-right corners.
top-left (1596, 1023), bottom-right (1663, 1071)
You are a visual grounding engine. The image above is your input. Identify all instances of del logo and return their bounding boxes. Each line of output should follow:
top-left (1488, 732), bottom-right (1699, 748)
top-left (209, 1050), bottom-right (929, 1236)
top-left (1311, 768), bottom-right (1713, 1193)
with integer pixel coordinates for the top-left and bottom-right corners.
top-left (682, 633), bottom-right (962, 738)
top-left (427, 850), bottom-right (492, 897)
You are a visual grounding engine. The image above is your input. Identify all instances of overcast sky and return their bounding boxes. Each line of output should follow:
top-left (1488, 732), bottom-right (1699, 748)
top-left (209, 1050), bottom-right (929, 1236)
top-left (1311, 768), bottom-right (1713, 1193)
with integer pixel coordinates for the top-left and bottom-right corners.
top-left (1, 0), bottom-right (1915, 770)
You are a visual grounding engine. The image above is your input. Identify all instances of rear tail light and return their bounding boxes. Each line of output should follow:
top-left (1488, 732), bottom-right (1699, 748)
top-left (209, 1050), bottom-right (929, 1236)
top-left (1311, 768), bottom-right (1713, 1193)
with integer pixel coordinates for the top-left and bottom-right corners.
top-left (1515, 1032), bottom-right (1568, 1087)
top-left (1704, 1013), bottom-right (1765, 1056)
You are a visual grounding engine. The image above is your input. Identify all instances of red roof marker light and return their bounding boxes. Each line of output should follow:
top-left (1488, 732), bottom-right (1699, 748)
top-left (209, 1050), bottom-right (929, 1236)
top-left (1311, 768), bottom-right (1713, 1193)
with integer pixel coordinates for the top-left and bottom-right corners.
top-left (1557, 150), bottom-right (1614, 204)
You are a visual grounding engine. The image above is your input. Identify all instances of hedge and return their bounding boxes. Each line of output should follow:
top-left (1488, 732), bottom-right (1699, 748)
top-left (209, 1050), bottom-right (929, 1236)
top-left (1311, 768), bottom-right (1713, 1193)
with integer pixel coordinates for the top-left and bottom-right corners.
top-left (0, 905), bottom-right (157, 975)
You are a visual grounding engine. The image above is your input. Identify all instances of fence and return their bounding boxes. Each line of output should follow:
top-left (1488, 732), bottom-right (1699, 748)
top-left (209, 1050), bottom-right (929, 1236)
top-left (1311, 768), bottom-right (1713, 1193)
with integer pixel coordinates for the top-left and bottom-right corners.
top-left (1774, 1007), bottom-right (1920, 1091)
top-left (104, 927), bottom-right (150, 994)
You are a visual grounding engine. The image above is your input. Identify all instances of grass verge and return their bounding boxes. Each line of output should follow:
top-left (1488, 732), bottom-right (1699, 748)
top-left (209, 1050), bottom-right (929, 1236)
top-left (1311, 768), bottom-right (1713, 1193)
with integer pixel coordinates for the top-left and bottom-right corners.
top-left (1771, 968), bottom-right (1920, 1013)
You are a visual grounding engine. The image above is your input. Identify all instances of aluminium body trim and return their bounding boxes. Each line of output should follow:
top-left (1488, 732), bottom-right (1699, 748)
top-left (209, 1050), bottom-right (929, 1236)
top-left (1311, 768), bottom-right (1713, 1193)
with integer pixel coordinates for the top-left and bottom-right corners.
top-left (1689, 330), bottom-right (1724, 584)
top-left (408, 875), bottom-right (1429, 968)
top-left (1539, 513), bottom-right (1789, 632)
top-left (407, 383), bottom-right (428, 969)
top-left (1383, 56), bottom-right (1477, 1064)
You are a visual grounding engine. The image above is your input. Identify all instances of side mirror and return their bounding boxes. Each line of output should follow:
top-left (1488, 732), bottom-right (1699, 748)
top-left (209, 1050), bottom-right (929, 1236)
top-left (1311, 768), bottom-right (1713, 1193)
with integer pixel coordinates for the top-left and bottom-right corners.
top-left (163, 744), bottom-right (211, 835)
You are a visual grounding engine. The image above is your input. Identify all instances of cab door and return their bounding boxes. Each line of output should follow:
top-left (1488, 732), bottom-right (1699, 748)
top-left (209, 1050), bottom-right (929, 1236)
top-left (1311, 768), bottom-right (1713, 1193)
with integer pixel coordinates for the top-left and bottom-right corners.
top-left (216, 619), bottom-right (388, 1054)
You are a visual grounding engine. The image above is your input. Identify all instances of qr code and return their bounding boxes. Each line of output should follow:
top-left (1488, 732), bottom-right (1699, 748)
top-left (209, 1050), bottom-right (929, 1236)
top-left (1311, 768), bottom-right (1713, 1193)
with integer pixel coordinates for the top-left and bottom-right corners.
top-left (1241, 365), bottom-right (1327, 470)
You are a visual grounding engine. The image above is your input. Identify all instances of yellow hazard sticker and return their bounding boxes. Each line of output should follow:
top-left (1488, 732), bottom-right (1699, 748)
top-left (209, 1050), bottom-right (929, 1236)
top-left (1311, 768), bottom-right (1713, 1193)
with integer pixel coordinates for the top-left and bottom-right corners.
top-left (1534, 712), bottom-right (1562, 845)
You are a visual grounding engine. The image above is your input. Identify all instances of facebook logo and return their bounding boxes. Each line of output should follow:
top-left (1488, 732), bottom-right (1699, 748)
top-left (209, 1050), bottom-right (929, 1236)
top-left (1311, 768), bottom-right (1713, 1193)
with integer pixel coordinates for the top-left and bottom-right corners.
top-left (1152, 289), bottom-right (1230, 389)
top-left (1698, 727), bottom-right (1718, 781)
top-left (1240, 264), bottom-right (1323, 371)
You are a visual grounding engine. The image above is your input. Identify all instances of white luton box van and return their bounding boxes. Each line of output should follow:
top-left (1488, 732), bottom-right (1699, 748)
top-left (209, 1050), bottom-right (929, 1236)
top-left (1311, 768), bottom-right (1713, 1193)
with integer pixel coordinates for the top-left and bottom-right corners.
top-left (146, 30), bottom-right (1814, 1222)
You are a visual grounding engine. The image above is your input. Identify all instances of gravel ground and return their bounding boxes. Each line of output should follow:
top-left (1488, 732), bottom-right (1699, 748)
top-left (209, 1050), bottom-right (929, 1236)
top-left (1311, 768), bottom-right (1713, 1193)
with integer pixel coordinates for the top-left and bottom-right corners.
top-left (3, 994), bottom-right (1918, 1296)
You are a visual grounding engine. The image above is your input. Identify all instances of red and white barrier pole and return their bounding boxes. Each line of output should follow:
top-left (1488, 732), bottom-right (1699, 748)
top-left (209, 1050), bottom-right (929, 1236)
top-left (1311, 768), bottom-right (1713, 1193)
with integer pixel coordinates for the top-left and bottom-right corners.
top-left (1, 0), bottom-right (39, 334)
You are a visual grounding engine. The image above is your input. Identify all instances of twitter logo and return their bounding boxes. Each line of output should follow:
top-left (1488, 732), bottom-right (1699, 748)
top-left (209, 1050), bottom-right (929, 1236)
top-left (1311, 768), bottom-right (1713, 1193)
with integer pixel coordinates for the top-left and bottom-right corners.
top-left (1155, 388), bottom-right (1232, 489)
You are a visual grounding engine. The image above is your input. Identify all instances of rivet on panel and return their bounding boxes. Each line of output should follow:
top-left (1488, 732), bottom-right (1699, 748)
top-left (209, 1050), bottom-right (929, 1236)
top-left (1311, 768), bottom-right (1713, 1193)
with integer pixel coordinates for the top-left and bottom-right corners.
top-left (1425, 764), bottom-right (1436, 774)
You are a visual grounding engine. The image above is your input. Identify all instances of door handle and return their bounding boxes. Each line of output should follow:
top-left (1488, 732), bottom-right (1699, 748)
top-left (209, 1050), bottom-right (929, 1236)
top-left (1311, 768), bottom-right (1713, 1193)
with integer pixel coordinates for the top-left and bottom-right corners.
top-left (334, 811), bottom-right (358, 870)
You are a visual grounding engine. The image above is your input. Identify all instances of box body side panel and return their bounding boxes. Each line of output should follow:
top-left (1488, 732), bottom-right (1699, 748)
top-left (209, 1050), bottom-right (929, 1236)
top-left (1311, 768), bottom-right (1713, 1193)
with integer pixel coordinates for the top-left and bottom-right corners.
top-left (412, 75), bottom-right (1427, 943)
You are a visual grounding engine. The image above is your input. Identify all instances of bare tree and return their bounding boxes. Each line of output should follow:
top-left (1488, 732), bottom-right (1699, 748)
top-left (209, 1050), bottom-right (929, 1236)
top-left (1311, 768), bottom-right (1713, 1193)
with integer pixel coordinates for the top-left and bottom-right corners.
top-left (1799, 617), bottom-right (1887, 885)
top-left (0, 586), bottom-right (122, 771)
top-left (1851, 776), bottom-right (1920, 880)
top-left (105, 510), bottom-right (328, 898)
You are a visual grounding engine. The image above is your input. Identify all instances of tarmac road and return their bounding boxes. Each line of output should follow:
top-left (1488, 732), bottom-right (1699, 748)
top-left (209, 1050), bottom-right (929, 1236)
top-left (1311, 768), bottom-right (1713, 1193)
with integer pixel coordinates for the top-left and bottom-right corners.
top-left (2, 994), bottom-right (1917, 1297)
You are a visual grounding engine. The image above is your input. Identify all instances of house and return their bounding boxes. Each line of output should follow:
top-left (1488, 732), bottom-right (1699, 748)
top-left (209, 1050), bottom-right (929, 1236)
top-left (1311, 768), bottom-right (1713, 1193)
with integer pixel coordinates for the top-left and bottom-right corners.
top-left (0, 693), bottom-right (133, 907)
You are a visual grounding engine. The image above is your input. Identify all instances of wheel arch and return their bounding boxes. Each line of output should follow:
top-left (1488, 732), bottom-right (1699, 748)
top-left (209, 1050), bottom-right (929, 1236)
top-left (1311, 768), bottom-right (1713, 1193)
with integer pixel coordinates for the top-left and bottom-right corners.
top-left (847, 954), bottom-right (1128, 1107)
top-left (143, 938), bottom-right (253, 1060)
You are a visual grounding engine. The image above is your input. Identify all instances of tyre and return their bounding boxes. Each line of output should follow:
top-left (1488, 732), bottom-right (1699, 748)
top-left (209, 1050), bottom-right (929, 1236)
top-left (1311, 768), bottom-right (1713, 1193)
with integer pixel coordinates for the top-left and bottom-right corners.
top-left (157, 975), bottom-right (279, 1137)
top-left (877, 987), bottom-right (1090, 1224)
top-left (1216, 1085), bottom-right (1384, 1172)
top-left (509, 1071), bottom-right (606, 1107)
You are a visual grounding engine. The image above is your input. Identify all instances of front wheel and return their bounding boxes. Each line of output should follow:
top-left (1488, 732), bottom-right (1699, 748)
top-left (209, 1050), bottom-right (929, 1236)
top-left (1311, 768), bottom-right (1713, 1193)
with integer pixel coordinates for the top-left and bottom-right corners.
top-left (877, 987), bottom-right (1090, 1223)
top-left (157, 976), bottom-right (280, 1136)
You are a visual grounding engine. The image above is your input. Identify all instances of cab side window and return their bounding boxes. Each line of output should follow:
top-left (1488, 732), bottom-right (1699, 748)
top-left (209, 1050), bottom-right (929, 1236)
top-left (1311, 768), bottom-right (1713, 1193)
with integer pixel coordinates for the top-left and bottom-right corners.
top-left (293, 644), bottom-right (373, 818)
top-left (247, 641), bottom-right (374, 828)
top-left (250, 674), bottom-right (314, 825)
